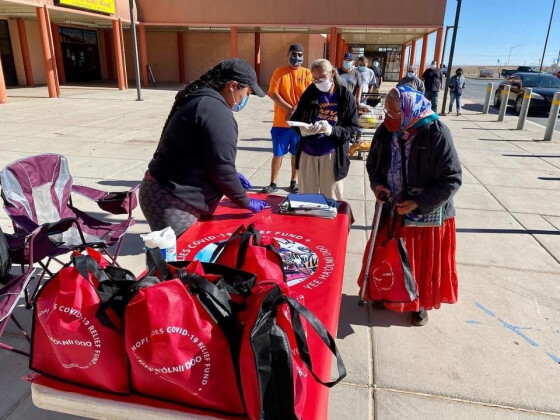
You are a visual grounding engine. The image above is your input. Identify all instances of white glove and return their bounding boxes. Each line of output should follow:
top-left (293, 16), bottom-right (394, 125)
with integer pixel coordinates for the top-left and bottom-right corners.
top-left (300, 123), bottom-right (321, 137)
top-left (314, 120), bottom-right (333, 136)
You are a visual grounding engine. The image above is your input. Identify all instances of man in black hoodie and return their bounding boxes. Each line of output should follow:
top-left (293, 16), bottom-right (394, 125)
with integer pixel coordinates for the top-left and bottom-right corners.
top-left (139, 59), bottom-right (268, 236)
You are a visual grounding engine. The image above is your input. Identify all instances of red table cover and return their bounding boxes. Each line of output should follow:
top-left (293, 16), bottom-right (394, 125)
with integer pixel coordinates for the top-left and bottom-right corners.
top-left (176, 194), bottom-right (352, 420)
top-left (27, 194), bottom-right (352, 420)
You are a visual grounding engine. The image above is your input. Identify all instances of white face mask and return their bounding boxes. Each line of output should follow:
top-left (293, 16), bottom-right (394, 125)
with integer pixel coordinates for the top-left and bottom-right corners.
top-left (430, 64), bottom-right (437, 69)
top-left (407, 72), bottom-right (415, 78)
top-left (314, 79), bottom-right (333, 93)
top-left (373, 62), bottom-right (379, 67)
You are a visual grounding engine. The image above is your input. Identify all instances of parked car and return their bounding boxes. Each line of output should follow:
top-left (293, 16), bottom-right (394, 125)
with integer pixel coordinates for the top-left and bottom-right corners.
top-left (501, 66), bottom-right (539, 78)
top-left (493, 72), bottom-right (560, 115)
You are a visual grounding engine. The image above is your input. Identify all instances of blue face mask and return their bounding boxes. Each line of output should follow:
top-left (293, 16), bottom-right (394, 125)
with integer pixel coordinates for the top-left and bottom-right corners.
top-left (231, 90), bottom-right (249, 112)
top-left (289, 55), bottom-right (304, 67)
top-left (357, 66), bottom-right (366, 72)
top-left (343, 61), bottom-right (353, 70)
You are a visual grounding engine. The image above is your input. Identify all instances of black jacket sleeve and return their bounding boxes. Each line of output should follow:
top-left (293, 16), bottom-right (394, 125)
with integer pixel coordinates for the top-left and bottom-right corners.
top-left (413, 124), bottom-right (462, 214)
top-left (199, 101), bottom-right (250, 208)
top-left (366, 125), bottom-right (391, 191)
top-left (330, 87), bottom-right (360, 145)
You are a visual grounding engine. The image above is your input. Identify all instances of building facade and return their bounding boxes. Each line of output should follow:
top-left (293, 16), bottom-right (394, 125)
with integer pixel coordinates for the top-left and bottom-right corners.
top-left (0, 0), bottom-right (447, 103)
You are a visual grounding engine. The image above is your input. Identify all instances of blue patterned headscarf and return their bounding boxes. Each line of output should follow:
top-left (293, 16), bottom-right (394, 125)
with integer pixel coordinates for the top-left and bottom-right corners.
top-left (386, 86), bottom-right (439, 200)
top-left (389, 85), bottom-right (438, 139)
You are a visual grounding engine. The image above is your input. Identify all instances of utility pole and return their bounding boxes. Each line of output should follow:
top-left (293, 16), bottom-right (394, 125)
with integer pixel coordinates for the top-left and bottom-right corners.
top-left (441, 0), bottom-right (462, 115)
top-left (539, 0), bottom-right (556, 72)
top-left (129, 0), bottom-right (143, 101)
top-left (440, 25), bottom-right (455, 69)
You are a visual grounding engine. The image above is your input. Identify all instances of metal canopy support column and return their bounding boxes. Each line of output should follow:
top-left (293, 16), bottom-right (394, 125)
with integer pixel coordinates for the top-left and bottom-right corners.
top-left (137, 23), bottom-right (148, 88)
top-left (177, 32), bottom-right (185, 84)
top-left (254, 32), bottom-right (261, 84)
top-left (51, 23), bottom-right (65, 84)
top-left (230, 27), bottom-right (238, 57)
top-left (409, 40), bottom-right (417, 68)
top-left (329, 27), bottom-right (337, 64)
top-left (399, 44), bottom-right (406, 79)
top-left (419, 34), bottom-right (428, 75)
top-left (16, 19), bottom-right (34, 86)
top-left (434, 27), bottom-right (444, 65)
top-left (0, 58), bottom-right (7, 104)
top-left (104, 30), bottom-right (115, 80)
top-left (36, 6), bottom-right (58, 98)
top-left (112, 20), bottom-right (126, 90)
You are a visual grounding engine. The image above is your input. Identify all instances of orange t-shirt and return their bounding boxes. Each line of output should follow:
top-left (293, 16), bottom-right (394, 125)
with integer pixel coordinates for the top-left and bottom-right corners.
top-left (268, 66), bottom-right (312, 128)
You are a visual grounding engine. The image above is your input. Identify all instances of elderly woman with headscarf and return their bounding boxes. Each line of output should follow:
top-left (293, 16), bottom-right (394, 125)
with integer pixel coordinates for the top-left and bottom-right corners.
top-left (366, 85), bottom-right (462, 325)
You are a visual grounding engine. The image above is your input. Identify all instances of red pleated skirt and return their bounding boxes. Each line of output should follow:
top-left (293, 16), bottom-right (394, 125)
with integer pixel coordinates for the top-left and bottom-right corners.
top-left (383, 217), bottom-right (458, 312)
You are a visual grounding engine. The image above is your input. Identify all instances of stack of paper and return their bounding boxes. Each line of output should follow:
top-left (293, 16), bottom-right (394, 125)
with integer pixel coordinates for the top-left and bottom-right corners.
top-left (279, 194), bottom-right (337, 219)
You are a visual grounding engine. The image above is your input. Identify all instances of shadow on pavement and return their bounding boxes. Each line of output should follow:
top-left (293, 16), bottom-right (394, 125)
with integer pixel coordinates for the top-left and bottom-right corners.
top-left (457, 228), bottom-right (560, 235)
top-left (502, 154), bottom-right (560, 158)
top-left (337, 294), bottom-right (410, 339)
top-left (538, 177), bottom-right (560, 181)
top-left (237, 146), bottom-right (268, 152)
top-left (97, 180), bottom-right (141, 188)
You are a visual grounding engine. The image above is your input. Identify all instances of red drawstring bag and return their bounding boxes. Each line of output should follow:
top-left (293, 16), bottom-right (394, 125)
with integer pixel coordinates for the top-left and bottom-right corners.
top-left (357, 222), bottom-right (418, 303)
top-left (211, 223), bottom-right (286, 284)
top-left (124, 250), bottom-right (254, 415)
top-left (238, 282), bottom-right (346, 420)
top-left (31, 253), bottom-right (136, 393)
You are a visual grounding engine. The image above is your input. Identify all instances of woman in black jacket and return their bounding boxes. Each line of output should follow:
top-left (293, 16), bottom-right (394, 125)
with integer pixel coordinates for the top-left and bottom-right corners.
top-left (139, 59), bottom-right (268, 236)
top-left (290, 59), bottom-right (360, 200)
top-left (366, 85), bottom-right (462, 325)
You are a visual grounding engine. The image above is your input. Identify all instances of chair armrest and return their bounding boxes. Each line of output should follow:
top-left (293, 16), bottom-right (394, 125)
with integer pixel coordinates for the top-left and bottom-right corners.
top-left (41, 217), bottom-right (78, 235)
top-left (73, 184), bottom-right (139, 215)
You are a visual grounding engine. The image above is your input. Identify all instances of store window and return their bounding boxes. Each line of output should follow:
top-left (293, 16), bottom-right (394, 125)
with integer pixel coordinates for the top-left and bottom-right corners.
top-left (366, 45), bottom-right (402, 82)
top-left (60, 26), bottom-right (101, 82)
top-left (0, 20), bottom-right (18, 86)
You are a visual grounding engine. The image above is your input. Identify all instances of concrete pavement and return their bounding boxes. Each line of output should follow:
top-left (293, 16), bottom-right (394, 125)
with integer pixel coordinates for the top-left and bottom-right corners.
top-left (1, 83), bottom-right (559, 419)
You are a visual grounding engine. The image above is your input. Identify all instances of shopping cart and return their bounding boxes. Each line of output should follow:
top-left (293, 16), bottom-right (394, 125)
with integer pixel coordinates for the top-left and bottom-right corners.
top-left (350, 93), bottom-right (386, 160)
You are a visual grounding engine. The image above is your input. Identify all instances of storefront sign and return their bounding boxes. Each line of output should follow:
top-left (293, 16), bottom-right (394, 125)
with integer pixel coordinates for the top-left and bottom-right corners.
top-left (57, 0), bottom-right (115, 15)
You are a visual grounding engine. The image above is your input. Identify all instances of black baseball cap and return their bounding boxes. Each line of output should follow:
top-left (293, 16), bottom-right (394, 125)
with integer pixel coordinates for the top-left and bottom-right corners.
top-left (220, 58), bottom-right (265, 97)
top-left (288, 43), bottom-right (304, 54)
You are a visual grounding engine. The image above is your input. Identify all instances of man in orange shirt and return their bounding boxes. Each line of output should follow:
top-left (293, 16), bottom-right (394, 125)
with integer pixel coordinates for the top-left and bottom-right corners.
top-left (261, 43), bottom-right (312, 194)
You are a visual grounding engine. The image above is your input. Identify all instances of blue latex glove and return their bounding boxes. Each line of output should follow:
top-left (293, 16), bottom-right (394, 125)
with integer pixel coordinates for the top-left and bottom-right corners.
top-left (248, 198), bottom-right (267, 213)
top-left (237, 172), bottom-right (252, 190)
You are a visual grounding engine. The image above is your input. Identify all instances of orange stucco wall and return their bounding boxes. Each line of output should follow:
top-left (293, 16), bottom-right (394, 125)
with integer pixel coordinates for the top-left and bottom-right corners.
top-left (136, 0), bottom-right (445, 27)
top-left (183, 32), bottom-right (230, 83)
top-left (308, 34), bottom-right (327, 65)
top-left (146, 31), bottom-right (179, 83)
top-left (260, 33), bottom-right (309, 86)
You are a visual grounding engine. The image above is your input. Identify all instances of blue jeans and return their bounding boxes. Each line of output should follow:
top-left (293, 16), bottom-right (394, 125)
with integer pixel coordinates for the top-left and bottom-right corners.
top-left (449, 92), bottom-right (462, 114)
top-left (424, 91), bottom-right (439, 113)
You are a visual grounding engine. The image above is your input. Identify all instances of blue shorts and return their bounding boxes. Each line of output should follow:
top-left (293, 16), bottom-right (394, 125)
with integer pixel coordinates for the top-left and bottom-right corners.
top-left (271, 127), bottom-right (300, 157)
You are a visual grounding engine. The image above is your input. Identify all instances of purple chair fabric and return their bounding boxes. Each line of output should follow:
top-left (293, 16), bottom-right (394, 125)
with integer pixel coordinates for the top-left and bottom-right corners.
top-left (0, 269), bottom-right (33, 357)
top-left (0, 153), bottom-right (138, 270)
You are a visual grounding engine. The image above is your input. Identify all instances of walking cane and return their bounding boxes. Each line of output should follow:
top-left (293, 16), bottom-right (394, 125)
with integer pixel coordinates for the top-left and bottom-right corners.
top-left (358, 199), bottom-right (385, 306)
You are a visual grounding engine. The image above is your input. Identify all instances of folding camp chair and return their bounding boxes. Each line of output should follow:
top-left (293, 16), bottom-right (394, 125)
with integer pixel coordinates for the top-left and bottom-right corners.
top-left (0, 153), bottom-right (138, 304)
top-left (0, 268), bottom-right (35, 357)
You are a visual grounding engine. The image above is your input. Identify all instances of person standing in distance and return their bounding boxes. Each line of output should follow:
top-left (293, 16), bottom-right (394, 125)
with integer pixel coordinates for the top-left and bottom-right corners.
top-left (261, 43), bottom-right (312, 194)
top-left (448, 68), bottom-right (466, 116)
top-left (421, 60), bottom-right (443, 113)
top-left (371, 58), bottom-right (384, 92)
top-left (139, 58), bottom-right (268, 236)
top-left (337, 52), bottom-right (362, 105)
top-left (397, 65), bottom-right (425, 93)
top-left (356, 56), bottom-right (377, 103)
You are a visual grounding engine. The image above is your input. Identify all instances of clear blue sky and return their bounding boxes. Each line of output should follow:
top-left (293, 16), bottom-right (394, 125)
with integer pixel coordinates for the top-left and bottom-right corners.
top-left (436, 0), bottom-right (560, 66)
